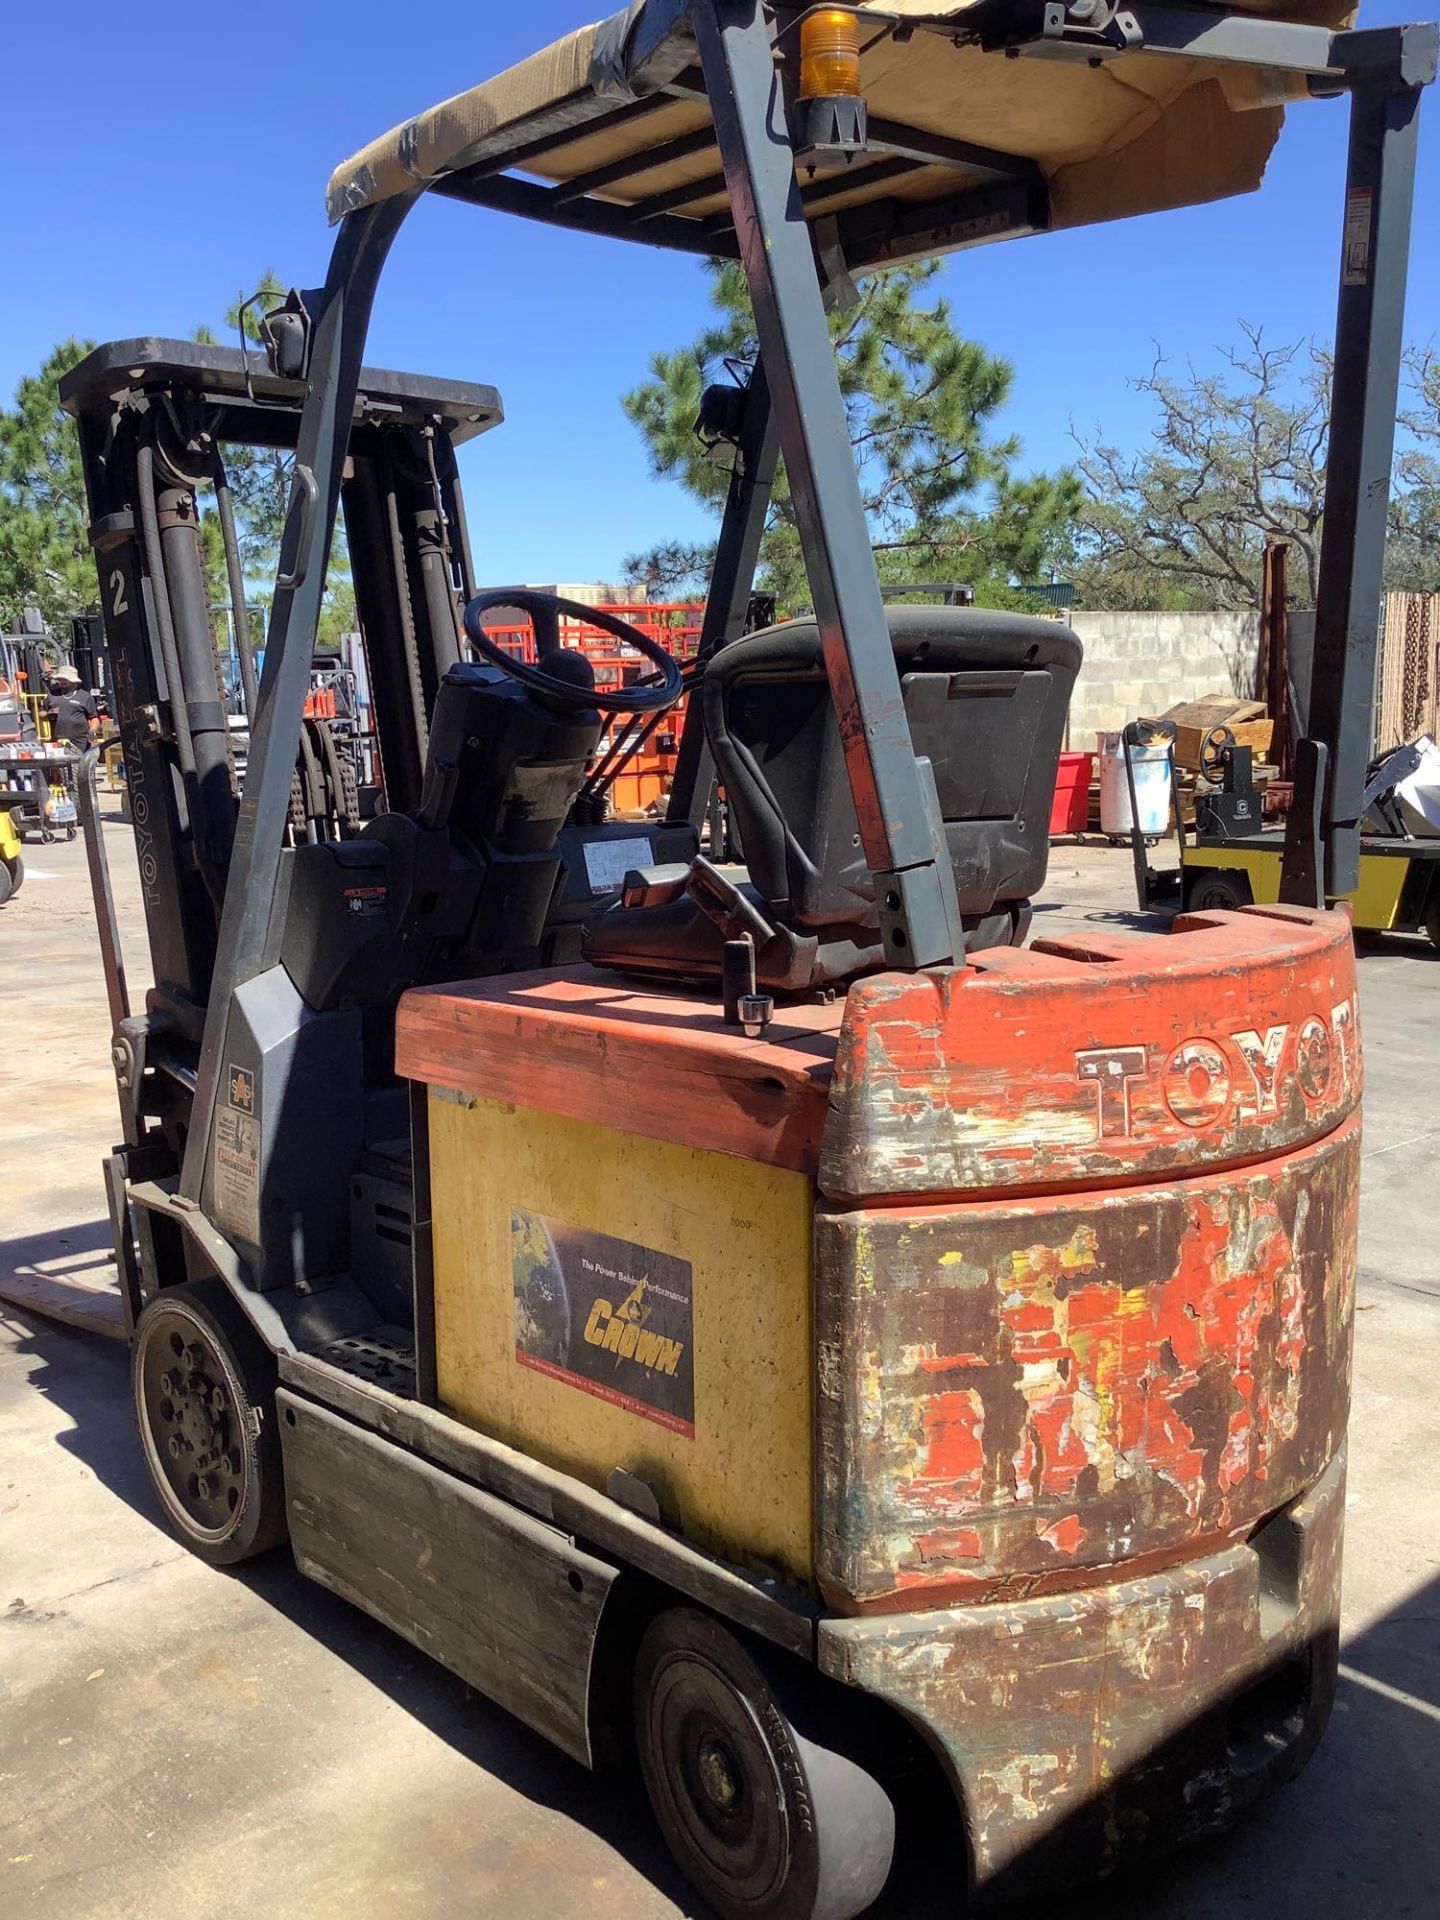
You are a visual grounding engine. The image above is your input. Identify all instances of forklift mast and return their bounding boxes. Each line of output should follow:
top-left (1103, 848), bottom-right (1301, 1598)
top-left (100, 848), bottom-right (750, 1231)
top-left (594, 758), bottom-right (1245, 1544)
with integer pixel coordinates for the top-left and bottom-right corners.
top-left (60, 339), bottom-right (500, 1127)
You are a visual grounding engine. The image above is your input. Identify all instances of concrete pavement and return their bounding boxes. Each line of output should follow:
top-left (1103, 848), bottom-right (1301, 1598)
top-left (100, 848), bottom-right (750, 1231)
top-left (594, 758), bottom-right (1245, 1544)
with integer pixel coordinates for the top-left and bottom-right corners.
top-left (2, 825), bottom-right (1437, 1918)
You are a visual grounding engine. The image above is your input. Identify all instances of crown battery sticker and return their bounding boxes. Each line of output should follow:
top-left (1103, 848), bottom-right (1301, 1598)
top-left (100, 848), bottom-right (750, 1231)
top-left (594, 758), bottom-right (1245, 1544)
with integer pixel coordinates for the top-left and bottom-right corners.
top-left (511, 1210), bottom-right (695, 1436)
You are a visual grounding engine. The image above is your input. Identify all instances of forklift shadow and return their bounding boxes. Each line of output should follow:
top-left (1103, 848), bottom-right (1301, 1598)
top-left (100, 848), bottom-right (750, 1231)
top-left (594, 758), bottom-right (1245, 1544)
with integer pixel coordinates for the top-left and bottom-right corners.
top-left (13, 1302), bottom-right (708, 1914)
top-left (1029, 899), bottom-right (1176, 936)
top-left (16, 1300), bottom-right (1439, 1918)
top-left (2, 1216), bottom-right (117, 1280)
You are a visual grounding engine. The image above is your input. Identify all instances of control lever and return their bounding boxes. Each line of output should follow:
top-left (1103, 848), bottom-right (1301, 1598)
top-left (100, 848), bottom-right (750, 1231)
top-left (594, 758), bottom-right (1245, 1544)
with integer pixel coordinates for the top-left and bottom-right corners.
top-left (684, 856), bottom-right (777, 1032)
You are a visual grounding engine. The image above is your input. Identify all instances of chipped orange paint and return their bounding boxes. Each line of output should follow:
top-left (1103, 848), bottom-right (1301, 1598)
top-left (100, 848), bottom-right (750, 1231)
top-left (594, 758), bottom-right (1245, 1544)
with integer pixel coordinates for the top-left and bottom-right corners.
top-left (1042, 1514), bottom-right (1086, 1555)
top-left (819, 905), bottom-right (1360, 1201)
top-left (815, 1112), bottom-right (1358, 1614)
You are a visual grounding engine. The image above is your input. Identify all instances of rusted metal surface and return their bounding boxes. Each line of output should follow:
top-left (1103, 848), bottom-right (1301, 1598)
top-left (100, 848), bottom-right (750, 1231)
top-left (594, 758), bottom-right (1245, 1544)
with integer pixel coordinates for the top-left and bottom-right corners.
top-left (1260, 541), bottom-right (1292, 781)
top-left (395, 966), bottom-right (840, 1173)
top-left (816, 1116), bottom-right (1358, 1613)
top-left (820, 905), bottom-right (1360, 1200)
top-left (819, 1451), bottom-right (1345, 1901)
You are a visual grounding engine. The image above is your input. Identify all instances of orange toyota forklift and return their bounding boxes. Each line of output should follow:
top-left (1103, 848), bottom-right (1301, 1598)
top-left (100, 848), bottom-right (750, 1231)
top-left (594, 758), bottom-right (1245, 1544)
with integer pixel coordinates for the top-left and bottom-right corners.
top-left (58, 4), bottom-right (1432, 1914)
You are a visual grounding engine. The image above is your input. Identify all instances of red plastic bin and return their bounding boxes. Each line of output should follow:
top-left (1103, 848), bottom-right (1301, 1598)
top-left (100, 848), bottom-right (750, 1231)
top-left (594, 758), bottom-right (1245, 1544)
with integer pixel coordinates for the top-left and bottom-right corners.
top-left (1049, 750), bottom-right (1093, 837)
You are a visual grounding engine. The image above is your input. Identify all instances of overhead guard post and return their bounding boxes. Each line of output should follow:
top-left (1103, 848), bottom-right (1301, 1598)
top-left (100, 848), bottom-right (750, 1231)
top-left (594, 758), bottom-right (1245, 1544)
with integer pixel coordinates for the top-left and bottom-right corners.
top-left (180, 195), bottom-right (417, 1202)
top-left (1282, 23), bottom-right (1434, 904)
top-left (694, 0), bottom-right (965, 970)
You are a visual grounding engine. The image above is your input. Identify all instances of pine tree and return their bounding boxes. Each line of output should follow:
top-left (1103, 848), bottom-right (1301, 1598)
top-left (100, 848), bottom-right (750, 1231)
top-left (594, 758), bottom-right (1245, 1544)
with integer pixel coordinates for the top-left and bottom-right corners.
top-left (0, 340), bottom-right (96, 630)
top-left (621, 258), bottom-right (1080, 610)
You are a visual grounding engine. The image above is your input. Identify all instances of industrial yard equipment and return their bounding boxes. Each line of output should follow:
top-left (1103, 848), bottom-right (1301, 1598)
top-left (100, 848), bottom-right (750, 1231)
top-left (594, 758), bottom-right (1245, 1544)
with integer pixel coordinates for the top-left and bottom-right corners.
top-left (46, 4), bottom-right (1434, 1915)
top-left (0, 803), bottom-right (23, 906)
top-left (1129, 719), bottom-right (1440, 947)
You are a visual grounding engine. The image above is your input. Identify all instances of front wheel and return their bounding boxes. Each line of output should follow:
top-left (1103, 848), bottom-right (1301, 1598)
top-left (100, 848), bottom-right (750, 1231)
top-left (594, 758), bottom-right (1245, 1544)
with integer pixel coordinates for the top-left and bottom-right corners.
top-left (634, 1607), bottom-right (894, 1920)
top-left (132, 1279), bottom-right (287, 1566)
top-left (1184, 868), bottom-right (1253, 913)
top-left (0, 859), bottom-right (16, 905)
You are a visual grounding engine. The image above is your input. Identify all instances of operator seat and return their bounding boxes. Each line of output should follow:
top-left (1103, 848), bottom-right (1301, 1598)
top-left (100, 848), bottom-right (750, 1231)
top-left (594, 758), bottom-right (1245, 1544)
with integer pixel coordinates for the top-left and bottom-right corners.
top-left (583, 606), bottom-right (1081, 991)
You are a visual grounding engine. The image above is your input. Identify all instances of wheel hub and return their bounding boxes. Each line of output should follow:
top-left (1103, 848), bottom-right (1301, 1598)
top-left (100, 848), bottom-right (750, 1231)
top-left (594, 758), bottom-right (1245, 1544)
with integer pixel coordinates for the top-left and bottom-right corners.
top-left (140, 1314), bottom-right (247, 1538)
top-left (697, 1735), bottom-right (743, 1816)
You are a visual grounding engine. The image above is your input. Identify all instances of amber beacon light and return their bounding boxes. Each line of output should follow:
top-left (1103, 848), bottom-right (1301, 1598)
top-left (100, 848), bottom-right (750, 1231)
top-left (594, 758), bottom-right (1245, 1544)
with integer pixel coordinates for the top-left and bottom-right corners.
top-left (799, 8), bottom-right (862, 99)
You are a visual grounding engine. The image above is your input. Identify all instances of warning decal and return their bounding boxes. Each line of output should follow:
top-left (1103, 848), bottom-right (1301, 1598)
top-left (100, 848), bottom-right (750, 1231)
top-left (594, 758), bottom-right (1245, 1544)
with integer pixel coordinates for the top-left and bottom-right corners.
top-left (1343, 187), bottom-right (1373, 287)
top-left (581, 835), bottom-right (654, 896)
top-left (214, 1106), bottom-right (260, 1243)
top-left (511, 1210), bottom-right (695, 1436)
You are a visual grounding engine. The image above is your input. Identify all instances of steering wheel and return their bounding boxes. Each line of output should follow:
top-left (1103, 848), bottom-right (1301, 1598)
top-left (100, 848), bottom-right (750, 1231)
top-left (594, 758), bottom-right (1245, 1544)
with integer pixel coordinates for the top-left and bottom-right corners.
top-left (1200, 724), bottom-right (1235, 782)
top-left (462, 589), bottom-right (684, 715)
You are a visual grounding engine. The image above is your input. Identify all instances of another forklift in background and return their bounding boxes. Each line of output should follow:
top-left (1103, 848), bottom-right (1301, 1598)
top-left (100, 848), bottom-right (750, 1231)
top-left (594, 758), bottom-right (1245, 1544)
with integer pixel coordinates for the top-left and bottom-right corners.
top-left (1128, 715), bottom-right (1440, 948)
top-left (25, 5), bottom-right (1435, 1917)
top-left (0, 802), bottom-right (23, 905)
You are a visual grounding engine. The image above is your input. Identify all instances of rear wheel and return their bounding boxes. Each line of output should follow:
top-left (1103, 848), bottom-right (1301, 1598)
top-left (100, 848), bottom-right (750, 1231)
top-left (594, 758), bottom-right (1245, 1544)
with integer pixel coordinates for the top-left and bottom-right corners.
top-left (1185, 867), bottom-right (1253, 913)
top-left (0, 859), bottom-right (16, 905)
top-left (131, 1279), bottom-right (287, 1566)
top-left (634, 1607), bottom-right (894, 1920)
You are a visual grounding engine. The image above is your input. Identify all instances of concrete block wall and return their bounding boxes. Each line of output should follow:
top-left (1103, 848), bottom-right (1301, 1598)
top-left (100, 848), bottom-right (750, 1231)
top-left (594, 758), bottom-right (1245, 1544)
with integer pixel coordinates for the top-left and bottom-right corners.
top-left (1065, 610), bottom-right (1258, 747)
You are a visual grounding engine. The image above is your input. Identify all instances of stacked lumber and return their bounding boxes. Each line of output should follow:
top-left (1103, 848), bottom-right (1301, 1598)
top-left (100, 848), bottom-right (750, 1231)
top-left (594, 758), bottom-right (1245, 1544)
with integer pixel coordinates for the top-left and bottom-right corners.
top-left (1159, 695), bottom-right (1275, 771)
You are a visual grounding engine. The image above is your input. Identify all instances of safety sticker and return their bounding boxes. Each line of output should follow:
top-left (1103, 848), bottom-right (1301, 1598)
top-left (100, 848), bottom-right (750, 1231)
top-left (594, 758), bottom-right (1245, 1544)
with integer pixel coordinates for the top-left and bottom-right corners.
top-left (582, 835), bottom-right (654, 896)
top-left (1342, 187), bottom-right (1373, 287)
top-left (511, 1210), bottom-right (694, 1436)
top-left (213, 1107), bottom-right (260, 1244)
top-left (343, 885), bottom-right (389, 920)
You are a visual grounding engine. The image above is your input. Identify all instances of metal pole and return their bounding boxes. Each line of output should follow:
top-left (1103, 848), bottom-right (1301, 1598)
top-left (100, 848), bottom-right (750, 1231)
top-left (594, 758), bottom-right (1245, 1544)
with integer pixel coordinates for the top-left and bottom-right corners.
top-left (157, 483), bottom-right (238, 889)
top-left (76, 745), bottom-right (131, 1041)
top-left (414, 426), bottom-right (465, 690)
top-left (694, 0), bottom-right (963, 969)
top-left (181, 196), bottom-right (416, 1202)
top-left (213, 454), bottom-right (260, 723)
top-left (1282, 27), bottom-right (1432, 903)
top-left (667, 355), bottom-right (780, 828)
top-left (1259, 542), bottom-right (1290, 783)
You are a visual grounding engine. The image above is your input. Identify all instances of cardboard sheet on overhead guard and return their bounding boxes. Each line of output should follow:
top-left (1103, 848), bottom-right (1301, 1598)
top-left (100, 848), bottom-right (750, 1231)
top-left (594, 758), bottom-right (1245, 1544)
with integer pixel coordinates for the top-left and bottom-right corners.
top-left (327, 0), bottom-right (1358, 243)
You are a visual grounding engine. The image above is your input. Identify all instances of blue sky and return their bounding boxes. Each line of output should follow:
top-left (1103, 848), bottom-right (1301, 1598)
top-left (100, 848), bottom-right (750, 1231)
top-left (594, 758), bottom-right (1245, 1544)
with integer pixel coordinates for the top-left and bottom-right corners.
top-left (3, 1), bottom-right (1435, 584)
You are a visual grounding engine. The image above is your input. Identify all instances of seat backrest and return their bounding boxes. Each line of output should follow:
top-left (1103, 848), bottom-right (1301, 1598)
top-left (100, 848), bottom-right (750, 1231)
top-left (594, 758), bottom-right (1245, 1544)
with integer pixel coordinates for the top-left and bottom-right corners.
top-left (704, 607), bottom-right (1081, 927)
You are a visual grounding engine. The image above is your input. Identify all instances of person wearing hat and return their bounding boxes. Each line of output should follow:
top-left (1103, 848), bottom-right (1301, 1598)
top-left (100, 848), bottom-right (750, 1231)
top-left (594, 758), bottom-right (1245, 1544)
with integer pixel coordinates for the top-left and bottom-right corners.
top-left (45, 666), bottom-right (100, 750)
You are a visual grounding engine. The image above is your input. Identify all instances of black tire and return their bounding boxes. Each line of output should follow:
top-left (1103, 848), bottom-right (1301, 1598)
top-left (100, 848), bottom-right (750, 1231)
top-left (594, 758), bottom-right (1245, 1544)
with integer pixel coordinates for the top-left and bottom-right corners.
top-left (1184, 868), bottom-right (1253, 913)
top-left (0, 859), bottom-right (14, 906)
top-left (634, 1607), bottom-right (894, 1920)
top-left (1425, 884), bottom-right (1440, 954)
top-left (131, 1279), bottom-right (287, 1566)
top-left (65, 824), bottom-right (76, 842)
